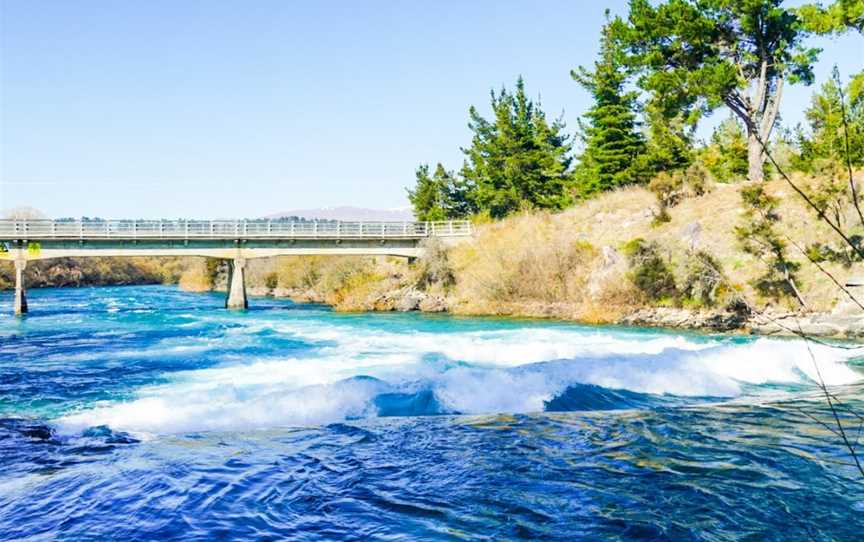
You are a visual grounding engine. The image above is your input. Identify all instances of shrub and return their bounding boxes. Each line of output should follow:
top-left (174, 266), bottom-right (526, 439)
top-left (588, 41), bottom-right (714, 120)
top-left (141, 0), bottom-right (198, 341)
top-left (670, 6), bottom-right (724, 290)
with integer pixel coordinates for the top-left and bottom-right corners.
top-left (621, 238), bottom-right (678, 301)
top-left (648, 171), bottom-right (684, 209)
top-left (276, 257), bottom-right (323, 290)
top-left (648, 165), bottom-right (710, 225)
top-left (680, 251), bottom-right (728, 307)
top-left (416, 238), bottom-right (455, 289)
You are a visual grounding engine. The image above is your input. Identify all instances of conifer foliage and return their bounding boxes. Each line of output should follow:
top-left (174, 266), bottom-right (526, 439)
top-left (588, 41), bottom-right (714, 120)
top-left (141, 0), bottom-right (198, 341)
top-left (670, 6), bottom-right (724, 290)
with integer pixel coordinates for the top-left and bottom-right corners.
top-left (407, 164), bottom-right (474, 222)
top-left (572, 23), bottom-right (647, 196)
top-left (460, 77), bottom-right (574, 218)
top-left (409, 77), bottom-right (574, 220)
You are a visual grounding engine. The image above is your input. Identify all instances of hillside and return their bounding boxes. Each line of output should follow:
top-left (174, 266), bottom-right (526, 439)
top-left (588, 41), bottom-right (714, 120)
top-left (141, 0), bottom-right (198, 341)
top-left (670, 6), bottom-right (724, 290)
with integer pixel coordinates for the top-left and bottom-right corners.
top-left (230, 174), bottom-right (864, 336)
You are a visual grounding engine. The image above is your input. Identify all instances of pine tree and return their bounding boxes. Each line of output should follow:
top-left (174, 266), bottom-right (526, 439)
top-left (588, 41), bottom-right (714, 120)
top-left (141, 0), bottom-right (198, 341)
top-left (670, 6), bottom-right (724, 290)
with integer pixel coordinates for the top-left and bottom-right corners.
top-left (572, 22), bottom-right (647, 197)
top-left (460, 77), bottom-right (573, 218)
top-left (643, 100), bottom-right (694, 174)
top-left (407, 164), bottom-right (447, 221)
top-left (616, 0), bottom-right (819, 182)
top-left (407, 163), bottom-right (475, 221)
top-left (795, 67), bottom-right (864, 173)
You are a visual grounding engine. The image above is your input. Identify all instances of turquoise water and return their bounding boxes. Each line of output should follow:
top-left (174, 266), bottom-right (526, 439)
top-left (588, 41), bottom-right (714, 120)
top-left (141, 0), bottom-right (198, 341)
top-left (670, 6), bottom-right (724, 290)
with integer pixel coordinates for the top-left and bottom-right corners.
top-left (1, 285), bottom-right (863, 540)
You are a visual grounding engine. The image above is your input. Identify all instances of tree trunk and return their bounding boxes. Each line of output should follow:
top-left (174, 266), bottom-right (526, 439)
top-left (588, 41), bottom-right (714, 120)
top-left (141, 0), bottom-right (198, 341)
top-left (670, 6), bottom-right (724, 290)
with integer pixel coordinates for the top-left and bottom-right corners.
top-left (747, 132), bottom-right (764, 183)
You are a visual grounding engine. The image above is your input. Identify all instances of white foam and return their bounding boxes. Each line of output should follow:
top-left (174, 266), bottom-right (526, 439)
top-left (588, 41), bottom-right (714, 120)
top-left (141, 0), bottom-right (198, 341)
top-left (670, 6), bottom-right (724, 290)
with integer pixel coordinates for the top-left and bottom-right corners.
top-left (54, 317), bottom-right (864, 435)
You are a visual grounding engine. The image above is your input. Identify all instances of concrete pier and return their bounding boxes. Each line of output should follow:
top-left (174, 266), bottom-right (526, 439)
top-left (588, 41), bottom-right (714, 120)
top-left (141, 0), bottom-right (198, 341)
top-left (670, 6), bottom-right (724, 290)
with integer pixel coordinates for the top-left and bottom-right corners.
top-left (226, 258), bottom-right (248, 310)
top-left (14, 259), bottom-right (27, 316)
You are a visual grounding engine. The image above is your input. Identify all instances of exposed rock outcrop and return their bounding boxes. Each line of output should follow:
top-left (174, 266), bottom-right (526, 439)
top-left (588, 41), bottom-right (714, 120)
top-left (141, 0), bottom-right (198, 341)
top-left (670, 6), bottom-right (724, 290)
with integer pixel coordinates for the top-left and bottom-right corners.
top-left (618, 307), bottom-right (749, 332)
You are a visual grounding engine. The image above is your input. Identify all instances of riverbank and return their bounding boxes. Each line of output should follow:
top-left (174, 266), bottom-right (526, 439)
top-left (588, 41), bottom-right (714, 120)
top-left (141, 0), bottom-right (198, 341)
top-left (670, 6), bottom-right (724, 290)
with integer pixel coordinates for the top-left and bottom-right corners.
top-left (226, 176), bottom-right (864, 339)
top-left (3, 176), bottom-right (862, 338)
top-left (227, 283), bottom-right (862, 339)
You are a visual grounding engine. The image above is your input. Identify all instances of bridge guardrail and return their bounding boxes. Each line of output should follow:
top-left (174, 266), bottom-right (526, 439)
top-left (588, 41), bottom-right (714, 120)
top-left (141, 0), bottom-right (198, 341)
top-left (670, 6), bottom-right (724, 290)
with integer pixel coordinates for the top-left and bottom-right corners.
top-left (0, 219), bottom-right (473, 241)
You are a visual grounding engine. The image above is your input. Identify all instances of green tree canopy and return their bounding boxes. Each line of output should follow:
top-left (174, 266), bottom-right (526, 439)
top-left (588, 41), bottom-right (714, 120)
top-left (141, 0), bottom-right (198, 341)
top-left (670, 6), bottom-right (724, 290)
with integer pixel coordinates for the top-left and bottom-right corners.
top-left (798, 0), bottom-right (864, 34)
top-left (613, 0), bottom-right (820, 182)
top-left (699, 116), bottom-right (750, 182)
top-left (407, 163), bottom-right (474, 221)
top-left (794, 67), bottom-right (864, 173)
top-left (642, 100), bottom-right (694, 176)
top-left (572, 22), bottom-right (649, 196)
top-left (460, 77), bottom-right (574, 218)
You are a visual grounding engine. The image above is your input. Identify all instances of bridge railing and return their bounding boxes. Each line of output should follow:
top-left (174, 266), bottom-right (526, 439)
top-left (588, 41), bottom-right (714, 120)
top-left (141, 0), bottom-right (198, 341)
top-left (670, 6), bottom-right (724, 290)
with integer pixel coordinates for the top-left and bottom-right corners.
top-left (0, 219), bottom-right (473, 240)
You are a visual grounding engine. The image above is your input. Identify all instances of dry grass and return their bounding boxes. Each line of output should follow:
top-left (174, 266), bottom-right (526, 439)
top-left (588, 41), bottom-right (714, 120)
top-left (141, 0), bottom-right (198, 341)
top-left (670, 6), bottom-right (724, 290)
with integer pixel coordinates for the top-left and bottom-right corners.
top-left (5, 172), bottom-right (859, 322)
top-left (446, 172), bottom-right (864, 319)
top-left (178, 258), bottom-right (214, 292)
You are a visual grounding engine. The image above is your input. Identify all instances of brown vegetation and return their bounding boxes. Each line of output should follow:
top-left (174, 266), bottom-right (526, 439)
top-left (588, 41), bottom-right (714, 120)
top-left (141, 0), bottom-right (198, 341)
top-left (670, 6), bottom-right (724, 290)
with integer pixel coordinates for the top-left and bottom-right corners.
top-left (4, 173), bottom-right (860, 329)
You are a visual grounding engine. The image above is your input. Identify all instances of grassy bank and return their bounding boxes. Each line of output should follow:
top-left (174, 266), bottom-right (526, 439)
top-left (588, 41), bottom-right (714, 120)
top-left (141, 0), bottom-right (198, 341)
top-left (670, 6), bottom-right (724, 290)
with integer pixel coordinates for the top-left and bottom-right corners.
top-left (229, 175), bottom-right (862, 327)
top-left (3, 175), bottom-right (858, 332)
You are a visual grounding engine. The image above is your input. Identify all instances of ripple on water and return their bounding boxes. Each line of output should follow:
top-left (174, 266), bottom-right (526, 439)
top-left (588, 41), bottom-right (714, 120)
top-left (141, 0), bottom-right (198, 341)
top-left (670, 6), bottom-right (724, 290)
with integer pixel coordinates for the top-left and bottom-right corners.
top-left (0, 285), bottom-right (862, 541)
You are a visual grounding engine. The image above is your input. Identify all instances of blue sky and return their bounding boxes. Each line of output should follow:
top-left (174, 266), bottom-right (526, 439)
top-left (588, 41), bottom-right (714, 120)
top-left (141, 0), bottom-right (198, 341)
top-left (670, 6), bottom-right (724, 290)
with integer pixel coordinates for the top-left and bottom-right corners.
top-left (1, 1), bottom-right (861, 218)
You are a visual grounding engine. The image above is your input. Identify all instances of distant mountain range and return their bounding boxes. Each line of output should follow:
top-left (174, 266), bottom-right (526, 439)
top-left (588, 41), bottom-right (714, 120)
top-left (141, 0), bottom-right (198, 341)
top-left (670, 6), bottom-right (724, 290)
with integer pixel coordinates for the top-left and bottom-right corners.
top-left (264, 206), bottom-right (415, 221)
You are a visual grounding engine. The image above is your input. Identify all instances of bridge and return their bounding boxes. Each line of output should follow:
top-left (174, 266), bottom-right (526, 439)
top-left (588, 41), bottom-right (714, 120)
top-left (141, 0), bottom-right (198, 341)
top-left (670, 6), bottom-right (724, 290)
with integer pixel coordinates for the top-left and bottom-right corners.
top-left (0, 219), bottom-right (472, 315)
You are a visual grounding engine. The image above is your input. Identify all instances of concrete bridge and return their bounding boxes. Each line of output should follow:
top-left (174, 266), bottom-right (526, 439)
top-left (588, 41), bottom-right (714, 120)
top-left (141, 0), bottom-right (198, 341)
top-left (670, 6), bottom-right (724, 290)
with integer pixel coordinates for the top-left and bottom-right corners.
top-left (0, 219), bottom-right (472, 315)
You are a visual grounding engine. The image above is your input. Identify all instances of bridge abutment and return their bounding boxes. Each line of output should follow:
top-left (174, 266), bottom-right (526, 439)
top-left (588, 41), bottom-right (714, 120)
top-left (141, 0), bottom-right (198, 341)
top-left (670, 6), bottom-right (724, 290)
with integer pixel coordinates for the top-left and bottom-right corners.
top-left (226, 258), bottom-right (248, 310)
top-left (14, 258), bottom-right (27, 316)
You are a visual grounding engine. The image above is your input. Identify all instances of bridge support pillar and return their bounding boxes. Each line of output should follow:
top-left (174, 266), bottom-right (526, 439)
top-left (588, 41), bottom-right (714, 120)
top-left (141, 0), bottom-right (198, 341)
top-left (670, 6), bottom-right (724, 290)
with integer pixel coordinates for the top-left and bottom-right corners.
top-left (226, 257), bottom-right (248, 310)
top-left (13, 258), bottom-right (27, 316)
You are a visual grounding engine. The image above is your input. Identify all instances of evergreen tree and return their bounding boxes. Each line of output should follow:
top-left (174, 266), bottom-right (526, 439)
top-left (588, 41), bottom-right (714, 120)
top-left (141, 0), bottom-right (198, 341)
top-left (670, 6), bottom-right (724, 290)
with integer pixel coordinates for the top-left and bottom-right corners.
top-left (460, 77), bottom-right (573, 218)
top-left (798, 0), bottom-right (864, 35)
top-left (572, 22), bottom-right (647, 196)
top-left (407, 163), bottom-right (476, 221)
top-left (615, 0), bottom-right (819, 182)
top-left (643, 100), bottom-right (694, 175)
top-left (795, 67), bottom-right (864, 173)
top-left (407, 164), bottom-right (447, 221)
top-left (736, 184), bottom-right (807, 307)
top-left (699, 116), bottom-right (750, 182)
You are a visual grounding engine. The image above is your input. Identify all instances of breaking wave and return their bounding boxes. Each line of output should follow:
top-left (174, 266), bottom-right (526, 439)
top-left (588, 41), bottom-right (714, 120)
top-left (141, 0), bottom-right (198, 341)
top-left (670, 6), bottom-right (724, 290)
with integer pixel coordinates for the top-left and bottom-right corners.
top-left (56, 319), bottom-right (863, 436)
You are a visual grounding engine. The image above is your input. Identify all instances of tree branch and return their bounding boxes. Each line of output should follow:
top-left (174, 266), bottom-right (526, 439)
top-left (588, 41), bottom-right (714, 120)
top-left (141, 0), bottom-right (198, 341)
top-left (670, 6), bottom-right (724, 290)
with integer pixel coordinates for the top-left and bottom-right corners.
top-left (786, 235), bottom-right (864, 312)
top-left (753, 129), bottom-right (864, 261)
top-left (834, 70), bottom-right (864, 229)
top-left (754, 59), bottom-right (769, 116)
top-left (760, 76), bottom-right (784, 142)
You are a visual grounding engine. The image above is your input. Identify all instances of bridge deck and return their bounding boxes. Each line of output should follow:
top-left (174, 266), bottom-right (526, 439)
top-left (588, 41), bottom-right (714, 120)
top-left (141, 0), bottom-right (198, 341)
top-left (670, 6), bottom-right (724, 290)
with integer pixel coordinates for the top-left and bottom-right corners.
top-left (0, 219), bottom-right (472, 241)
top-left (1, 219), bottom-right (473, 314)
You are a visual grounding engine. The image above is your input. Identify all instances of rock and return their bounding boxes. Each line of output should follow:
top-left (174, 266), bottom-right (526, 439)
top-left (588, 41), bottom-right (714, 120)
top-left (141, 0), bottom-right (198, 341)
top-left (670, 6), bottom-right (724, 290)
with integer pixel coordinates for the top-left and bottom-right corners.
top-left (395, 289), bottom-right (425, 312)
top-left (748, 311), bottom-right (864, 338)
top-left (247, 286), bottom-right (270, 297)
top-left (619, 307), bottom-right (748, 332)
top-left (832, 291), bottom-right (864, 316)
top-left (271, 287), bottom-right (293, 298)
top-left (681, 222), bottom-right (701, 251)
top-left (601, 245), bottom-right (621, 268)
top-left (419, 295), bottom-right (447, 312)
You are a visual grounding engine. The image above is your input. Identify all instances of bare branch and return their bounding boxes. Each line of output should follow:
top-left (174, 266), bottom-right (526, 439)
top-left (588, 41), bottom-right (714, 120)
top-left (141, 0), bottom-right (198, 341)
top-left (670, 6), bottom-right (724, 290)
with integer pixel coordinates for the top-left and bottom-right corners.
top-left (754, 59), bottom-right (769, 116)
top-left (786, 236), bottom-right (864, 312)
top-left (753, 129), bottom-right (864, 261)
top-left (760, 76), bottom-right (783, 142)
top-left (833, 69), bottom-right (864, 229)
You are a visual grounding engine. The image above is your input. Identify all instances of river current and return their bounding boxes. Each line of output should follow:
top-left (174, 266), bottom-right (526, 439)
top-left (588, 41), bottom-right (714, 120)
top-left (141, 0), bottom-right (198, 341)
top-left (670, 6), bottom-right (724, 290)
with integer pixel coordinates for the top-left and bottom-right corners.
top-left (1, 285), bottom-right (863, 540)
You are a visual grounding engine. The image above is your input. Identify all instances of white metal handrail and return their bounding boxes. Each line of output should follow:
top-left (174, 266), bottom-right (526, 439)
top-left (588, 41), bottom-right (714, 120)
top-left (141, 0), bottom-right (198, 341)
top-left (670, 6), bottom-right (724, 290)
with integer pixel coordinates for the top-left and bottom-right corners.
top-left (0, 219), bottom-right (473, 240)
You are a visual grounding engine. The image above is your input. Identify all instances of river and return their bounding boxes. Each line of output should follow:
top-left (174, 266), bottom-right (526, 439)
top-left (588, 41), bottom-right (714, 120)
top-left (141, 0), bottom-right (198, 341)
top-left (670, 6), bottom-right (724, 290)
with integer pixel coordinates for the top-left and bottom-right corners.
top-left (1, 285), bottom-right (863, 540)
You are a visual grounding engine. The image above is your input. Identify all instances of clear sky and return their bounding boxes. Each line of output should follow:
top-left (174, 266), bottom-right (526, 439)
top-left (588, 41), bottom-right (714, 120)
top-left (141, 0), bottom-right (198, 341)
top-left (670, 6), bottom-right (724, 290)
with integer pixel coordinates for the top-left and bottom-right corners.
top-left (1, 1), bottom-right (861, 218)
